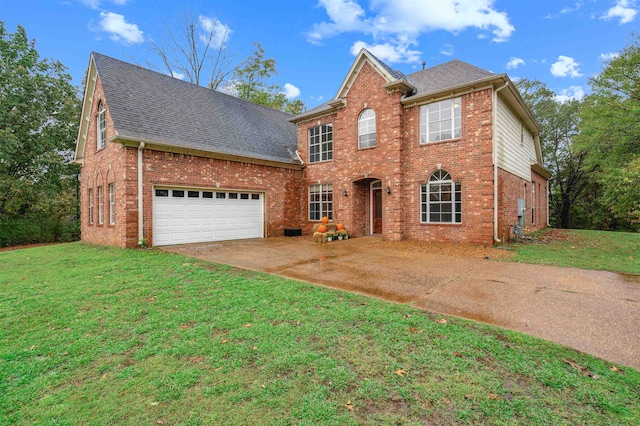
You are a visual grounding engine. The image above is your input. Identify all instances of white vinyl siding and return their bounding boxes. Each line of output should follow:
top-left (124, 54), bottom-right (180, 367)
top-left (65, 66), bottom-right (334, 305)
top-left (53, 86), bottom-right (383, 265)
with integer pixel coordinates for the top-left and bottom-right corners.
top-left (495, 96), bottom-right (537, 180)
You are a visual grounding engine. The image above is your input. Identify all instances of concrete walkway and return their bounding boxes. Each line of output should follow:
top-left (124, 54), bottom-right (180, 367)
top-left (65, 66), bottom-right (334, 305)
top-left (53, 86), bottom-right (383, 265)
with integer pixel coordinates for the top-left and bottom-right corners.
top-left (162, 236), bottom-right (640, 370)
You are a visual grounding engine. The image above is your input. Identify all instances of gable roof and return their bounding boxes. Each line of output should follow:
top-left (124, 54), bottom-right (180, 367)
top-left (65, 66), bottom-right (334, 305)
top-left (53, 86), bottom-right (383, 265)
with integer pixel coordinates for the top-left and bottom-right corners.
top-left (74, 52), bottom-right (299, 166)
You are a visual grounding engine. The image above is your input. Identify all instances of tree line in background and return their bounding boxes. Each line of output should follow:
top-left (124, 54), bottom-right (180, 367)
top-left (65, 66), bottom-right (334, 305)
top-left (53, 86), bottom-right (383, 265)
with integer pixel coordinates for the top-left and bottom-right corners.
top-left (0, 20), bottom-right (637, 247)
top-left (517, 33), bottom-right (639, 231)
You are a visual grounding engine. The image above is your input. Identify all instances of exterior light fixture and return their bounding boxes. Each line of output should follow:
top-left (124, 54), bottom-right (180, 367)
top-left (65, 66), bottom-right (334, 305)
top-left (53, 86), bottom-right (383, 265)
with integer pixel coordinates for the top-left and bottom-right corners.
top-left (385, 186), bottom-right (391, 194)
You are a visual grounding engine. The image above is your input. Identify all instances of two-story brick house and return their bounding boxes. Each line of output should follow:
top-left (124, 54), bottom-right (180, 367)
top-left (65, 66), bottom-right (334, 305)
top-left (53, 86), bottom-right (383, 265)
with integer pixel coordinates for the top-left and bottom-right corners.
top-left (74, 50), bottom-right (549, 248)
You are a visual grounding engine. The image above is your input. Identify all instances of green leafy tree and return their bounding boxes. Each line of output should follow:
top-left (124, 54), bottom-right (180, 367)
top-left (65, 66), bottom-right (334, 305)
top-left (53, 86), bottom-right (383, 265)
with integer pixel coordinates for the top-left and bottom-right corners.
top-left (0, 22), bottom-right (80, 245)
top-left (516, 79), bottom-right (587, 228)
top-left (578, 33), bottom-right (640, 228)
top-left (231, 43), bottom-right (306, 115)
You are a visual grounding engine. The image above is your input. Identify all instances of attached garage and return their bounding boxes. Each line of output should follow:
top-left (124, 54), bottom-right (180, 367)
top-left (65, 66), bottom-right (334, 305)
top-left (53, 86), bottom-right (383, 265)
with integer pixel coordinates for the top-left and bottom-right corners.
top-left (152, 187), bottom-right (264, 246)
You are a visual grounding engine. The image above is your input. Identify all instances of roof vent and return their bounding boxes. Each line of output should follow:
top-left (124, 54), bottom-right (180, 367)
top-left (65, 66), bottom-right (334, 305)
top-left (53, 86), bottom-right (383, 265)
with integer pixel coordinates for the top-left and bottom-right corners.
top-left (421, 61), bottom-right (426, 70)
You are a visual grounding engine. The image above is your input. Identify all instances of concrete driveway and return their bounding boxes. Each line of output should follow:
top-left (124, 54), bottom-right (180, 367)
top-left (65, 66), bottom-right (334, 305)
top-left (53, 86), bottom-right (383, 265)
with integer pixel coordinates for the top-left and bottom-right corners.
top-left (162, 236), bottom-right (640, 370)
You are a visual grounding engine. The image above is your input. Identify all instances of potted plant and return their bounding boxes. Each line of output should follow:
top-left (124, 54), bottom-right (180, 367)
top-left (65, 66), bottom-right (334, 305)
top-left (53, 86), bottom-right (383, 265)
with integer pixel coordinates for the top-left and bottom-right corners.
top-left (326, 230), bottom-right (335, 242)
top-left (337, 230), bottom-right (347, 240)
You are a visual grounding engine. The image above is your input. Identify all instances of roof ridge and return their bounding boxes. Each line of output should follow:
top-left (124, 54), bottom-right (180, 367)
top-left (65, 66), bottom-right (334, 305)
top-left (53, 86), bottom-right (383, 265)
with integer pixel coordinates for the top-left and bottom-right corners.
top-left (91, 51), bottom-right (295, 118)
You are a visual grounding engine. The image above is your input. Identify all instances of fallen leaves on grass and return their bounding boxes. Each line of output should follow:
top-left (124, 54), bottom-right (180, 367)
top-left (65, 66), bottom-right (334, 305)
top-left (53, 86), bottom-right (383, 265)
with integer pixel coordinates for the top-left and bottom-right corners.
top-left (452, 351), bottom-right (463, 357)
top-left (564, 359), bottom-right (600, 379)
top-left (344, 401), bottom-right (354, 412)
top-left (610, 365), bottom-right (623, 373)
top-left (143, 296), bottom-right (157, 302)
top-left (487, 394), bottom-right (502, 400)
top-left (395, 369), bottom-right (407, 377)
top-left (437, 318), bottom-right (447, 324)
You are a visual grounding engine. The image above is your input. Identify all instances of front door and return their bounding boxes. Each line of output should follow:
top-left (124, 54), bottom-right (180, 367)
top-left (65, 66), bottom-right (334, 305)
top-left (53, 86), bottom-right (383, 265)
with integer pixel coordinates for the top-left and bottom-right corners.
top-left (373, 187), bottom-right (382, 234)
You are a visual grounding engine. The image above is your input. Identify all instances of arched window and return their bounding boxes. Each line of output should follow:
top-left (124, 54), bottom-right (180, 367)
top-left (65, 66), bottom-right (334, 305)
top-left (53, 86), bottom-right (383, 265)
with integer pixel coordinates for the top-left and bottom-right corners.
top-left (97, 101), bottom-right (106, 150)
top-left (358, 108), bottom-right (376, 149)
top-left (420, 170), bottom-right (461, 223)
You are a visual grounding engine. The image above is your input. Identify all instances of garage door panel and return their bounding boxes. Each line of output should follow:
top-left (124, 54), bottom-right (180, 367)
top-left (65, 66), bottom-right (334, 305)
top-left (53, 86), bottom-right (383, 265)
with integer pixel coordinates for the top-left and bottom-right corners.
top-left (153, 187), bottom-right (264, 246)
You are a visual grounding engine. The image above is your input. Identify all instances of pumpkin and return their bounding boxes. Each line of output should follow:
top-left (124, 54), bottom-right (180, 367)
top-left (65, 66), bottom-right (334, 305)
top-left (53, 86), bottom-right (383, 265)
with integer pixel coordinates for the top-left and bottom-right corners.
top-left (321, 216), bottom-right (329, 224)
top-left (336, 223), bottom-right (344, 230)
top-left (317, 225), bottom-right (327, 233)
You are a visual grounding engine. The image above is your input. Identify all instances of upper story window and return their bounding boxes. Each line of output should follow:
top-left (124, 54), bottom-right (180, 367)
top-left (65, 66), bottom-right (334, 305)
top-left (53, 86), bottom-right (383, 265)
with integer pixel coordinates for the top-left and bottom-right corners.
top-left (308, 124), bottom-right (332, 163)
top-left (97, 101), bottom-right (106, 150)
top-left (358, 108), bottom-right (376, 149)
top-left (419, 97), bottom-right (461, 144)
top-left (420, 170), bottom-right (461, 224)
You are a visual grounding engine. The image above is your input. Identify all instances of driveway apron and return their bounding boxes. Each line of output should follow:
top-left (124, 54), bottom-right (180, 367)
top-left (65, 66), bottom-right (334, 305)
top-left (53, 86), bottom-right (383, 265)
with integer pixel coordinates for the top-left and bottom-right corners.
top-left (162, 237), bottom-right (640, 370)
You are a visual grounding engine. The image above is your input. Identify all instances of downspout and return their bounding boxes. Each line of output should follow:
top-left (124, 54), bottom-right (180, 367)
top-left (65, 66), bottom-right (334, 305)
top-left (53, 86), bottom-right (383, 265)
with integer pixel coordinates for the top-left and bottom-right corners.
top-left (138, 142), bottom-right (146, 244)
top-left (493, 80), bottom-right (510, 243)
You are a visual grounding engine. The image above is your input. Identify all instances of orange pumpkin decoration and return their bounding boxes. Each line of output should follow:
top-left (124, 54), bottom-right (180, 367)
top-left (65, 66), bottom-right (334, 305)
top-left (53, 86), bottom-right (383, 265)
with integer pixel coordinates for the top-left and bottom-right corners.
top-left (317, 225), bottom-right (327, 233)
top-left (321, 216), bottom-right (329, 224)
top-left (336, 223), bottom-right (344, 230)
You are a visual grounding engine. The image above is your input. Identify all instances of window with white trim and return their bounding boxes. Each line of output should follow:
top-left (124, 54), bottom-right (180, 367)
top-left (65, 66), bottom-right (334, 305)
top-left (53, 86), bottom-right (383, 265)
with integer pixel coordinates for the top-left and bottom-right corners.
top-left (308, 124), bottom-right (332, 163)
top-left (358, 108), bottom-right (376, 149)
top-left (98, 186), bottom-right (104, 224)
top-left (308, 184), bottom-right (333, 221)
top-left (109, 183), bottom-right (115, 225)
top-left (89, 188), bottom-right (94, 224)
top-left (420, 170), bottom-right (461, 223)
top-left (419, 98), bottom-right (461, 144)
top-left (97, 101), bottom-right (106, 150)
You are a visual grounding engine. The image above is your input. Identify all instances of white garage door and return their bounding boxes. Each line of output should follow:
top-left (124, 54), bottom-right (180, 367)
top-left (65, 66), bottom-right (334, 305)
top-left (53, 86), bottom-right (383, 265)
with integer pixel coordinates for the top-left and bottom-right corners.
top-left (153, 187), bottom-right (264, 246)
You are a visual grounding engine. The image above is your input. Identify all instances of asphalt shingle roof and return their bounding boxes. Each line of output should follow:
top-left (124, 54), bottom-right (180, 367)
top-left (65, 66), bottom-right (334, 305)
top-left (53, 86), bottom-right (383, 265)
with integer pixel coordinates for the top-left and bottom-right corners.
top-left (405, 59), bottom-right (497, 98)
top-left (93, 52), bottom-right (299, 164)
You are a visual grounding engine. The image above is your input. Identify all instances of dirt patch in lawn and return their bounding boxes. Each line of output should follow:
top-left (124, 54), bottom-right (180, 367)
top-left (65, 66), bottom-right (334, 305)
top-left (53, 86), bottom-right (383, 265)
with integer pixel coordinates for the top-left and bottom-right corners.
top-left (372, 240), bottom-right (514, 259)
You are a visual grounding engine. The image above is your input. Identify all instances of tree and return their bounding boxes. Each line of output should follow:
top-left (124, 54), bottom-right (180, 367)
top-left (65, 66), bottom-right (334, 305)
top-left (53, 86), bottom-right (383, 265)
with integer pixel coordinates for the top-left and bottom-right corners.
top-left (516, 79), bottom-right (588, 228)
top-left (147, 11), bottom-right (234, 90)
top-left (0, 22), bottom-right (80, 245)
top-left (230, 43), bottom-right (306, 115)
top-left (578, 33), bottom-right (640, 228)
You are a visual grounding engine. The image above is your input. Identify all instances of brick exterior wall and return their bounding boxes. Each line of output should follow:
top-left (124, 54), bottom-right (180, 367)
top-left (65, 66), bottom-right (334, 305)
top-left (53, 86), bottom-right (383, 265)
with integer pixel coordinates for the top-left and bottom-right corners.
top-left (80, 76), bottom-right (304, 248)
top-left (80, 61), bottom-right (549, 248)
top-left (497, 168), bottom-right (549, 241)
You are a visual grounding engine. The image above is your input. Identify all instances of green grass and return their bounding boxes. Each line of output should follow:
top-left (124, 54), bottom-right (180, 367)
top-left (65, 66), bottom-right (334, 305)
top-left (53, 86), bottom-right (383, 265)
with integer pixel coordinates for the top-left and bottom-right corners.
top-left (505, 229), bottom-right (640, 274)
top-left (1, 243), bottom-right (639, 425)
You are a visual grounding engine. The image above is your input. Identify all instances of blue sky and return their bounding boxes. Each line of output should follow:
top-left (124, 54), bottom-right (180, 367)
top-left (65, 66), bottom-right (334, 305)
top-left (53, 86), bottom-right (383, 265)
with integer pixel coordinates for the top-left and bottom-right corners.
top-left (3, 0), bottom-right (637, 107)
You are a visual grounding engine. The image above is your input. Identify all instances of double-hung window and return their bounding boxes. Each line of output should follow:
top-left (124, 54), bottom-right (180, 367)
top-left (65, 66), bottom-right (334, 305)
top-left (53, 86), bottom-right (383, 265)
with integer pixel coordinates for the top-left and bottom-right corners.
top-left (420, 170), bottom-right (461, 223)
top-left (98, 186), bottom-right (104, 224)
top-left (308, 124), bottom-right (332, 163)
top-left (308, 184), bottom-right (333, 221)
top-left (358, 109), bottom-right (376, 149)
top-left (97, 101), bottom-right (106, 150)
top-left (419, 97), bottom-right (461, 144)
top-left (109, 183), bottom-right (115, 225)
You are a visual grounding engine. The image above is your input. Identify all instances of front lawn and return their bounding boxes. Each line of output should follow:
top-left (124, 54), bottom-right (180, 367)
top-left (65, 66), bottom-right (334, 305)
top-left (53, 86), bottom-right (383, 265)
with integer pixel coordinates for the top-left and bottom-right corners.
top-left (505, 229), bottom-right (640, 274)
top-left (1, 243), bottom-right (638, 424)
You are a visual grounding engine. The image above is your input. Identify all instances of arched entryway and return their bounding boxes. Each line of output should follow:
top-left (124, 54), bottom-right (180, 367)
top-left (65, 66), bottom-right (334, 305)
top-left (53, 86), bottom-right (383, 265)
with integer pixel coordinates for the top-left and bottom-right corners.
top-left (351, 177), bottom-right (383, 236)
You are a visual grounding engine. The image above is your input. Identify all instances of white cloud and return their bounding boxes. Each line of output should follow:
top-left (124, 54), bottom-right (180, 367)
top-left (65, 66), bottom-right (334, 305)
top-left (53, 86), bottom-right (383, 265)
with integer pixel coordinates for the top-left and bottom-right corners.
top-left (561, 2), bottom-right (583, 14)
top-left (218, 80), bottom-right (239, 96)
top-left (506, 57), bottom-right (525, 70)
top-left (78, 0), bottom-right (128, 9)
top-left (170, 71), bottom-right (185, 80)
top-left (283, 83), bottom-right (301, 99)
top-left (601, 0), bottom-right (638, 24)
top-left (600, 52), bottom-right (620, 62)
top-left (98, 12), bottom-right (143, 44)
top-left (198, 16), bottom-right (231, 48)
top-left (440, 44), bottom-right (454, 57)
top-left (350, 40), bottom-right (421, 63)
top-left (555, 86), bottom-right (586, 103)
top-left (550, 55), bottom-right (582, 77)
top-left (307, 0), bottom-right (514, 63)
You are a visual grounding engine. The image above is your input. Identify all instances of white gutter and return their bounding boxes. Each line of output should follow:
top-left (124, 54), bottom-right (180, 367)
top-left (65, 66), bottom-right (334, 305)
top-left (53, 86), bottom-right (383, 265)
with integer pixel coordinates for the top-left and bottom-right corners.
top-left (138, 142), bottom-right (145, 244)
top-left (493, 80), bottom-right (510, 243)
